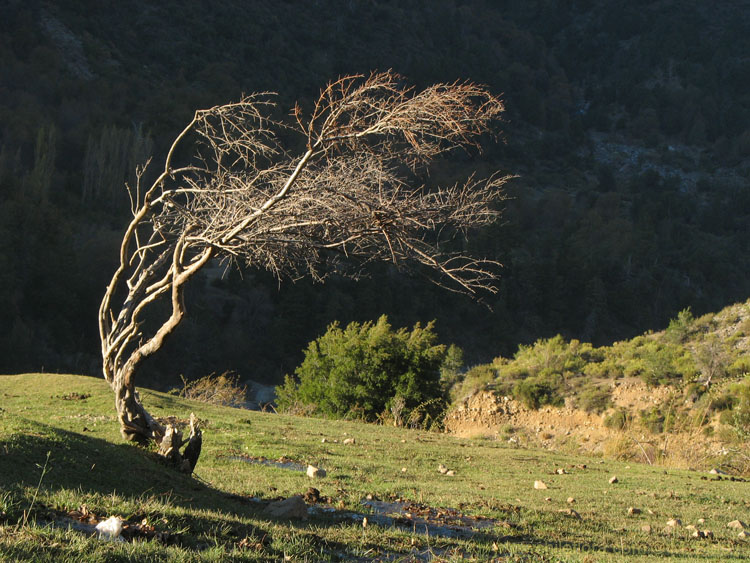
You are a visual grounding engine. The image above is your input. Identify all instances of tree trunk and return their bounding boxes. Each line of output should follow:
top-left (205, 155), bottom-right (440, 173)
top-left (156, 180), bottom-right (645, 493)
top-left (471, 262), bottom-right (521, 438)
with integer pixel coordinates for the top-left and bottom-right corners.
top-left (112, 369), bottom-right (201, 473)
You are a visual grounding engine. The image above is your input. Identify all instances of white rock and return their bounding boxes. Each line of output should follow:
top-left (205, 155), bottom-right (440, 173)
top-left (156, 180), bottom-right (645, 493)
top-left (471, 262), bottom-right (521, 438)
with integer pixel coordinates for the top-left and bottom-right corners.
top-left (534, 480), bottom-right (548, 490)
top-left (438, 464), bottom-right (448, 474)
top-left (727, 520), bottom-right (746, 529)
top-left (264, 495), bottom-right (308, 519)
top-left (307, 465), bottom-right (326, 478)
top-left (95, 516), bottom-right (124, 542)
top-left (666, 518), bottom-right (682, 527)
top-left (343, 438), bottom-right (356, 445)
top-left (609, 476), bottom-right (618, 484)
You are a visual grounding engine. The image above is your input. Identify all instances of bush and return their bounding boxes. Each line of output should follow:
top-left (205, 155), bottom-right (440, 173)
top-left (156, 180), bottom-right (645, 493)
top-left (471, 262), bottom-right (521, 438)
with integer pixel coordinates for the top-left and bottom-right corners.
top-left (604, 408), bottom-right (631, 430)
top-left (578, 385), bottom-right (612, 414)
top-left (513, 374), bottom-right (563, 409)
top-left (276, 316), bottom-right (448, 422)
top-left (179, 372), bottom-right (246, 407)
top-left (451, 363), bottom-right (497, 401)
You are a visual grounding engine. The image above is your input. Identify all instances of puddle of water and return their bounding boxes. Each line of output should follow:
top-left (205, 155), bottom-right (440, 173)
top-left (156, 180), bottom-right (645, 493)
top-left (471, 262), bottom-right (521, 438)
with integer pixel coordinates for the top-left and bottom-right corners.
top-left (360, 499), bottom-right (497, 539)
top-left (229, 455), bottom-right (307, 472)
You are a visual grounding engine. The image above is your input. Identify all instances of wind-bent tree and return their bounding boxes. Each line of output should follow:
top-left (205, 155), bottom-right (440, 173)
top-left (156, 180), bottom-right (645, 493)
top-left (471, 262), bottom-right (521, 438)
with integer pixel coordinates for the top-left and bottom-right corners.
top-left (99, 71), bottom-right (508, 472)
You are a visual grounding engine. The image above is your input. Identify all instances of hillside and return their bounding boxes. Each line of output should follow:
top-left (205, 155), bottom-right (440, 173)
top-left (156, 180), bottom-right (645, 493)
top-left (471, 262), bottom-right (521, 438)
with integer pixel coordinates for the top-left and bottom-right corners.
top-left (1, 0), bottom-right (749, 386)
top-left (446, 299), bottom-right (750, 472)
top-left (1, 373), bottom-right (749, 560)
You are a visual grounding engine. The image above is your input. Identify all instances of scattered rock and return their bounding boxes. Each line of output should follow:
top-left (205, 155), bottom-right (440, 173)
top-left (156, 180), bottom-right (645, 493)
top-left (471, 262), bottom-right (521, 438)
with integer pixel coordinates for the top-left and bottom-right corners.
top-left (666, 518), bottom-right (682, 528)
top-left (365, 493), bottom-right (374, 501)
top-left (641, 524), bottom-right (652, 533)
top-left (628, 507), bottom-right (641, 516)
top-left (647, 509), bottom-right (655, 515)
top-left (534, 480), bottom-right (548, 490)
top-left (343, 438), bottom-right (356, 445)
top-left (609, 476), bottom-right (618, 484)
top-left (446, 470), bottom-right (456, 477)
top-left (558, 508), bottom-right (581, 519)
top-left (321, 438), bottom-right (327, 443)
top-left (685, 524), bottom-right (697, 531)
top-left (727, 520), bottom-right (746, 530)
top-left (544, 497), bottom-right (552, 502)
top-left (556, 468), bottom-right (567, 475)
top-left (567, 497), bottom-right (575, 504)
top-left (697, 518), bottom-right (705, 524)
top-left (703, 530), bottom-right (714, 539)
top-left (306, 465), bottom-right (326, 479)
top-left (738, 530), bottom-right (748, 539)
top-left (709, 468), bottom-right (726, 475)
top-left (401, 467), bottom-right (407, 473)
top-left (692, 530), bottom-right (705, 538)
top-left (362, 517), bottom-right (368, 528)
top-left (438, 464), bottom-right (448, 474)
top-left (264, 496), bottom-right (308, 519)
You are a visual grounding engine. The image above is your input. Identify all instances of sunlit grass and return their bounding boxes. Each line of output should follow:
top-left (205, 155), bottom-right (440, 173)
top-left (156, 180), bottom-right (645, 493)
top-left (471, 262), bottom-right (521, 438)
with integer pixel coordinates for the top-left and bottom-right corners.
top-left (1, 373), bottom-right (748, 561)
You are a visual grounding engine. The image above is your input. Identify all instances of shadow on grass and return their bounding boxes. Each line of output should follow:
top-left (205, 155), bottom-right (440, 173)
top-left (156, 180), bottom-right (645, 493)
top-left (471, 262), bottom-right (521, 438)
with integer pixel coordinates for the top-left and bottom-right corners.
top-left (0, 416), bottom-right (256, 516)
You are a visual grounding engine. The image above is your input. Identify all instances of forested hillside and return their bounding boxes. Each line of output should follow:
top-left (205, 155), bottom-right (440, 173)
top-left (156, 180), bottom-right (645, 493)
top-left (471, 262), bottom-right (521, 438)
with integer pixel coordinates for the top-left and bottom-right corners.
top-left (1, 0), bottom-right (749, 387)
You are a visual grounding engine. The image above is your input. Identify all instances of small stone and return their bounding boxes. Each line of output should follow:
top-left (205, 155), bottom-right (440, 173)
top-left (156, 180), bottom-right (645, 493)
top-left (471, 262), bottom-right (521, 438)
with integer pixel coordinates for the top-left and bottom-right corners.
top-left (647, 509), bottom-right (654, 515)
top-left (628, 507), bottom-right (641, 516)
top-left (697, 518), bottom-right (705, 524)
top-left (727, 520), bottom-right (746, 530)
top-left (556, 468), bottom-right (566, 475)
top-left (343, 438), bottom-right (356, 445)
top-left (401, 467), bottom-right (407, 473)
top-left (666, 518), bottom-right (682, 528)
top-left (306, 465), bottom-right (326, 479)
top-left (609, 476), bottom-right (618, 484)
top-left (641, 524), bottom-right (652, 533)
top-left (534, 480), bottom-right (548, 490)
top-left (692, 530), bottom-right (704, 538)
top-left (446, 470), bottom-right (455, 477)
top-left (558, 508), bottom-right (581, 519)
top-left (685, 524), bottom-right (697, 531)
top-left (567, 497), bottom-right (575, 504)
top-left (738, 530), bottom-right (748, 539)
top-left (703, 530), bottom-right (714, 539)
top-left (365, 494), bottom-right (374, 501)
top-left (362, 517), bottom-right (368, 528)
top-left (264, 495), bottom-right (308, 519)
top-left (544, 497), bottom-right (552, 502)
top-left (438, 464), bottom-right (448, 474)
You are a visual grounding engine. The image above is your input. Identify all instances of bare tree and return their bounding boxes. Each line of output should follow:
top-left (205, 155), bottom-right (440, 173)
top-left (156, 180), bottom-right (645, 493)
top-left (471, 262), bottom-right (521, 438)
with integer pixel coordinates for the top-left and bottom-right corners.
top-left (99, 71), bottom-right (508, 472)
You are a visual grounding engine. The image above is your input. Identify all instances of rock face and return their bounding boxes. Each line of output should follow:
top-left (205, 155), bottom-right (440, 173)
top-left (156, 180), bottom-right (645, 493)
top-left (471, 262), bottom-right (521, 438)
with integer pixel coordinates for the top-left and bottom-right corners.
top-left (264, 496), bottom-right (308, 519)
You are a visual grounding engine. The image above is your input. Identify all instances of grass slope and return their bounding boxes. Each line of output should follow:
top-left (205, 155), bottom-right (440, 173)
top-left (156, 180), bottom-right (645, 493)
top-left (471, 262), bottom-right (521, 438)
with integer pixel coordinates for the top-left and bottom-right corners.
top-left (0, 374), bottom-right (748, 561)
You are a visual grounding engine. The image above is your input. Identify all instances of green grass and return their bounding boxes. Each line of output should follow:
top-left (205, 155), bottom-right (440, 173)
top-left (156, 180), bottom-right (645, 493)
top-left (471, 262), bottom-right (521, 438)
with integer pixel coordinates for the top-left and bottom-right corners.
top-left (1, 374), bottom-right (749, 561)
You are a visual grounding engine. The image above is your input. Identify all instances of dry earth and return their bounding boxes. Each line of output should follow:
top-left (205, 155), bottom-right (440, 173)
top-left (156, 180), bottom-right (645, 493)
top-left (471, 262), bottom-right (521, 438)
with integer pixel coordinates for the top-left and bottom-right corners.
top-left (445, 378), bottom-right (727, 468)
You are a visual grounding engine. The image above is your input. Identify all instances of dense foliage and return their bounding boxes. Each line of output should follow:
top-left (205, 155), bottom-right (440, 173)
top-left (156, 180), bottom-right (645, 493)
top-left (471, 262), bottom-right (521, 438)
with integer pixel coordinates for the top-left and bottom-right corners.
top-left (1, 0), bottom-right (749, 387)
top-left (276, 316), bottom-right (448, 424)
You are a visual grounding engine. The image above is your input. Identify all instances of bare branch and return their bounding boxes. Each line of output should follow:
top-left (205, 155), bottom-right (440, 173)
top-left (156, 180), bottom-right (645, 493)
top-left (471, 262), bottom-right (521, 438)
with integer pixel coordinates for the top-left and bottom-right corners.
top-left (99, 71), bottom-right (509, 458)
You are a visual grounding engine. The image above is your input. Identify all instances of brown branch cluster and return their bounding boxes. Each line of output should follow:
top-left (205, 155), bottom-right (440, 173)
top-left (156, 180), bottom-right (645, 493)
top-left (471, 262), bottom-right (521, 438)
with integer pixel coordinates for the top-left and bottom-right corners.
top-left (99, 71), bottom-right (508, 415)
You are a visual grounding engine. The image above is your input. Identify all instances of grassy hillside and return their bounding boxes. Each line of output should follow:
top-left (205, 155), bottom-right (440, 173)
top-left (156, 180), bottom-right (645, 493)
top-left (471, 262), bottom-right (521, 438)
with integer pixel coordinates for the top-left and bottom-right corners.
top-left (1, 374), bottom-right (749, 561)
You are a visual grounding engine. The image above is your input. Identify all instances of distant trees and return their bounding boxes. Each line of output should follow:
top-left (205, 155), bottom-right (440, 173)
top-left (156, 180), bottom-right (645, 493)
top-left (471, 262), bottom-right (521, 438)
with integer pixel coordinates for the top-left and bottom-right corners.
top-left (98, 72), bottom-right (507, 470)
